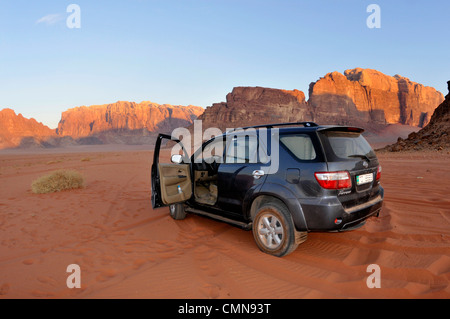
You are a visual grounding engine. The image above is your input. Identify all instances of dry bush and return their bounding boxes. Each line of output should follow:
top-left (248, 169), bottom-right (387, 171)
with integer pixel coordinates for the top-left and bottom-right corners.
top-left (31, 170), bottom-right (84, 194)
top-left (46, 160), bottom-right (62, 165)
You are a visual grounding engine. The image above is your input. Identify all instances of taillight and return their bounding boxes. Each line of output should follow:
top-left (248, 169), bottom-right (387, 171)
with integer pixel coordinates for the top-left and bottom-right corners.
top-left (376, 165), bottom-right (382, 181)
top-left (314, 171), bottom-right (352, 189)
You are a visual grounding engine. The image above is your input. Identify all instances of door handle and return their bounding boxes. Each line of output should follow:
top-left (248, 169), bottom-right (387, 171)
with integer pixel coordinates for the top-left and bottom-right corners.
top-left (252, 170), bottom-right (265, 179)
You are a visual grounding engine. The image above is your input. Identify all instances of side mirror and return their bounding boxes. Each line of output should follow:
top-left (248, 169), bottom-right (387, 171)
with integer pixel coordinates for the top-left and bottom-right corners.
top-left (171, 154), bottom-right (183, 164)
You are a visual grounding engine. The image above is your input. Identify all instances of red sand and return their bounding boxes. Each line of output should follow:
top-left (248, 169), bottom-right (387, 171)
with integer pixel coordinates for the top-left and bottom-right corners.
top-left (0, 148), bottom-right (449, 299)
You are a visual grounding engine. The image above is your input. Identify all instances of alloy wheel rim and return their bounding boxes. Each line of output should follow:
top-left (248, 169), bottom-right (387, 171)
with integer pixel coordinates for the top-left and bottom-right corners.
top-left (257, 213), bottom-right (284, 250)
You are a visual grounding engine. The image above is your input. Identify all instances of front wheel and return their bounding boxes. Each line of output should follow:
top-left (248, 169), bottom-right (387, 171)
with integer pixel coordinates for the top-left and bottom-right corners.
top-left (169, 203), bottom-right (186, 220)
top-left (252, 202), bottom-right (299, 257)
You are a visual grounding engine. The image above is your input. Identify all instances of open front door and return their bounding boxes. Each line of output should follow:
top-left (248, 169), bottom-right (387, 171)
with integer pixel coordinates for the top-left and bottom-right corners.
top-left (151, 134), bottom-right (192, 208)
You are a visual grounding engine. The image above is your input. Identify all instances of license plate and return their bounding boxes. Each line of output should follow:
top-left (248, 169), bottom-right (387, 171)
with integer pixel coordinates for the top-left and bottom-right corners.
top-left (356, 173), bottom-right (373, 185)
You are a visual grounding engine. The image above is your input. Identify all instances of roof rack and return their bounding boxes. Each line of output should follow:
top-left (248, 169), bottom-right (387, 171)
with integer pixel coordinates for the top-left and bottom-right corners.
top-left (226, 122), bottom-right (319, 133)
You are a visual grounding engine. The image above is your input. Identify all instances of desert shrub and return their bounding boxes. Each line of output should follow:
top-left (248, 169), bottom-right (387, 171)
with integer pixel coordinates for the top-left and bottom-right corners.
top-left (31, 170), bottom-right (84, 194)
top-left (46, 160), bottom-right (63, 165)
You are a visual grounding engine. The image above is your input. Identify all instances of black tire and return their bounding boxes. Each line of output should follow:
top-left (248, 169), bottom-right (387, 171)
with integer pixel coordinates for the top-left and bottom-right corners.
top-left (252, 202), bottom-right (298, 257)
top-left (169, 203), bottom-right (186, 220)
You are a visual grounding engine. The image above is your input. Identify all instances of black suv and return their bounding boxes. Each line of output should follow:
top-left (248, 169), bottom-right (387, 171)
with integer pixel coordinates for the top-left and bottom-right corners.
top-left (151, 122), bottom-right (384, 257)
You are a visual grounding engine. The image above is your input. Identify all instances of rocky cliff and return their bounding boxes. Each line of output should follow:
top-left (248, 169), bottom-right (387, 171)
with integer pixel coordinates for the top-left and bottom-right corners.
top-left (384, 81), bottom-right (450, 151)
top-left (309, 68), bottom-right (443, 127)
top-left (56, 101), bottom-right (204, 139)
top-left (0, 109), bottom-right (56, 149)
top-left (198, 68), bottom-right (444, 132)
top-left (0, 102), bottom-right (204, 149)
top-left (197, 87), bottom-right (311, 131)
top-left (1, 68), bottom-right (444, 150)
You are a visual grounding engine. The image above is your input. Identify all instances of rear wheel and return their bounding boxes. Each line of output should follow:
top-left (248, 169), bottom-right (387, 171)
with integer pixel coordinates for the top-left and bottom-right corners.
top-left (169, 203), bottom-right (186, 220)
top-left (252, 202), bottom-right (298, 257)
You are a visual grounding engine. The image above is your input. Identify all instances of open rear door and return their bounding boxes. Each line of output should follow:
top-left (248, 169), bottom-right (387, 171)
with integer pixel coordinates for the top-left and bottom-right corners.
top-left (151, 134), bottom-right (192, 208)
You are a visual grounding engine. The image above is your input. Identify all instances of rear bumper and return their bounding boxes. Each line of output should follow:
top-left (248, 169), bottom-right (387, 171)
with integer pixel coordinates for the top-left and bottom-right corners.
top-left (340, 195), bottom-right (383, 230)
top-left (300, 186), bottom-right (384, 231)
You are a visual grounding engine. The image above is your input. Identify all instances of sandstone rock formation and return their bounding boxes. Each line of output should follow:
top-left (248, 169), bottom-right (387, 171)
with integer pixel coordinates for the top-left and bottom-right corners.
top-left (197, 87), bottom-right (312, 131)
top-left (0, 108), bottom-right (56, 149)
top-left (309, 68), bottom-right (444, 127)
top-left (1, 68), bottom-right (445, 150)
top-left (56, 101), bottom-right (204, 139)
top-left (384, 81), bottom-right (450, 152)
top-left (197, 69), bottom-right (444, 134)
top-left (0, 102), bottom-right (203, 149)
top-left (447, 81), bottom-right (450, 99)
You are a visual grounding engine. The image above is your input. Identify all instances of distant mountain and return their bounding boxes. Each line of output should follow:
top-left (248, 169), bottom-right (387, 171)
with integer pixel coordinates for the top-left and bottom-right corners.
top-left (56, 101), bottom-right (204, 144)
top-left (383, 81), bottom-right (450, 151)
top-left (0, 102), bottom-right (204, 149)
top-left (197, 86), bottom-right (309, 131)
top-left (0, 108), bottom-right (56, 149)
top-left (1, 69), bottom-right (445, 150)
top-left (195, 68), bottom-right (444, 133)
top-left (309, 68), bottom-right (444, 127)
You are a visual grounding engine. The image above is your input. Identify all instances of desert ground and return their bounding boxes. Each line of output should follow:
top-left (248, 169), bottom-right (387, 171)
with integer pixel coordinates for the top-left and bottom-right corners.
top-left (0, 145), bottom-right (449, 299)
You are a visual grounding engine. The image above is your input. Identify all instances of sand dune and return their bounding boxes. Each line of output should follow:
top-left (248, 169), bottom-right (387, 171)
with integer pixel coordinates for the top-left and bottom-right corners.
top-left (0, 148), bottom-right (449, 299)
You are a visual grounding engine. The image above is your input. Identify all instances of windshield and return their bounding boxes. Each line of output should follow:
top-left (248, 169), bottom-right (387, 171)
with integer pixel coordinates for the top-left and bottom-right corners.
top-left (193, 137), bottom-right (226, 164)
top-left (319, 131), bottom-right (375, 160)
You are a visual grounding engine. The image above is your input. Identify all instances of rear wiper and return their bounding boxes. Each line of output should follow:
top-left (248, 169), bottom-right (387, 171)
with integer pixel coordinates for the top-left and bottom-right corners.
top-left (348, 154), bottom-right (371, 162)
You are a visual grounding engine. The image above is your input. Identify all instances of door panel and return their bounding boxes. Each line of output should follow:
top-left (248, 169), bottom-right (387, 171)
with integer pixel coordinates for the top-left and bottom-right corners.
top-left (151, 133), bottom-right (191, 208)
top-left (216, 132), bottom-right (268, 215)
top-left (218, 163), bottom-right (266, 214)
top-left (158, 163), bottom-right (192, 205)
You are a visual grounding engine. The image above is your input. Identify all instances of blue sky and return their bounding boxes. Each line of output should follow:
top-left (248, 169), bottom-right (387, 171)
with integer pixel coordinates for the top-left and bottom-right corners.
top-left (0, 0), bottom-right (449, 128)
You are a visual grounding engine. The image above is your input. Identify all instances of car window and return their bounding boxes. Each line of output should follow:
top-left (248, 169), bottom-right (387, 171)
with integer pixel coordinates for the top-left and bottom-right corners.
top-left (225, 134), bottom-right (268, 164)
top-left (280, 134), bottom-right (316, 161)
top-left (319, 131), bottom-right (375, 160)
top-left (194, 137), bottom-right (225, 163)
top-left (161, 139), bottom-right (187, 164)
